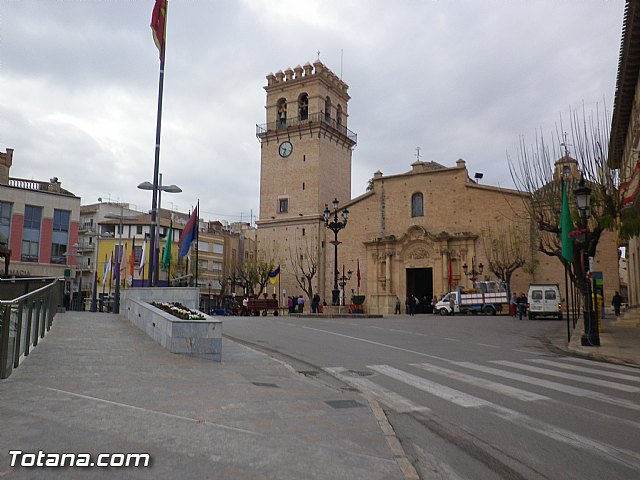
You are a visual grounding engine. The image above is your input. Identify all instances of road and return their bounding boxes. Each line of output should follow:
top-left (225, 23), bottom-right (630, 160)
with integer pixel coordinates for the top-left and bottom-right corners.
top-left (223, 313), bottom-right (640, 480)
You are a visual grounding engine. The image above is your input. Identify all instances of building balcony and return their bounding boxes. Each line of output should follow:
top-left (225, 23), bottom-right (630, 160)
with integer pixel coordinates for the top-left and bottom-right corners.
top-left (256, 111), bottom-right (357, 147)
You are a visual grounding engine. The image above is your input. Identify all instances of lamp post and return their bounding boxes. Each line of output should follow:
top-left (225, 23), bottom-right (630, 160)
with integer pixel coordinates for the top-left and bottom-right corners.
top-left (138, 173), bottom-right (182, 287)
top-left (338, 265), bottom-right (353, 306)
top-left (64, 245), bottom-right (83, 311)
top-left (462, 258), bottom-right (484, 283)
top-left (323, 198), bottom-right (349, 306)
top-left (105, 206), bottom-right (138, 314)
top-left (575, 177), bottom-right (599, 347)
top-left (90, 231), bottom-right (112, 312)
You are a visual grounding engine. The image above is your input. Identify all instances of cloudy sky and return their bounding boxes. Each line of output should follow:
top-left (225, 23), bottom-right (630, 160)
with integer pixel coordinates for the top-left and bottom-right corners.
top-left (0, 0), bottom-right (625, 224)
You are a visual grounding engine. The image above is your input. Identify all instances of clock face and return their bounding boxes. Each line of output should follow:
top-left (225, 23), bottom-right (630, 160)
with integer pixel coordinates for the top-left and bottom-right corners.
top-left (279, 141), bottom-right (293, 158)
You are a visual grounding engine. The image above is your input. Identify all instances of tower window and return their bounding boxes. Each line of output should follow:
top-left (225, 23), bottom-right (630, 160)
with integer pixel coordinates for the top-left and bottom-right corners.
top-left (298, 93), bottom-right (309, 121)
top-left (277, 98), bottom-right (287, 129)
top-left (411, 192), bottom-right (424, 218)
top-left (325, 97), bottom-right (332, 121)
top-left (302, 228), bottom-right (306, 236)
top-left (302, 182), bottom-right (305, 190)
top-left (278, 198), bottom-right (289, 213)
top-left (563, 166), bottom-right (571, 177)
top-left (336, 104), bottom-right (343, 126)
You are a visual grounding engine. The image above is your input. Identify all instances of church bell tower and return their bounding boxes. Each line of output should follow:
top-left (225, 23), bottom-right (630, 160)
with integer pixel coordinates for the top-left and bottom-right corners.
top-left (255, 61), bottom-right (357, 301)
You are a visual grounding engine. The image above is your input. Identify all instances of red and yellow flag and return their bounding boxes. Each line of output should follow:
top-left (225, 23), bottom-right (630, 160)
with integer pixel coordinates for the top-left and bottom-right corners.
top-left (151, 0), bottom-right (168, 62)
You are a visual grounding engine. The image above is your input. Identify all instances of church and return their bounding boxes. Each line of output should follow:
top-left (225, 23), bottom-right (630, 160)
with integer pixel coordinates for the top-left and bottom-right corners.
top-left (255, 61), bottom-right (619, 315)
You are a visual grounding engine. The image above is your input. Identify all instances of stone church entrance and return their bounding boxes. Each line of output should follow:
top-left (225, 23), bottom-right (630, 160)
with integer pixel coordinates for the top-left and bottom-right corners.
top-left (406, 268), bottom-right (433, 313)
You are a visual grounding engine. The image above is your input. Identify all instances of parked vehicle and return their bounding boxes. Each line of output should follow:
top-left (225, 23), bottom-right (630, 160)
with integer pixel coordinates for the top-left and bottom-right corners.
top-left (527, 284), bottom-right (562, 320)
top-left (435, 281), bottom-right (508, 316)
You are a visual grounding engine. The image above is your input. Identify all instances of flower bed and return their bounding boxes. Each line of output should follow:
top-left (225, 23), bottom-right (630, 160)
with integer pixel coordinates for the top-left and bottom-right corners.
top-left (151, 302), bottom-right (205, 320)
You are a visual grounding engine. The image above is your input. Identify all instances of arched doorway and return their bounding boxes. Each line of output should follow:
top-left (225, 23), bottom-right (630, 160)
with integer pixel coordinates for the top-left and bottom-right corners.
top-left (406, 267), bottom-right (433, 313)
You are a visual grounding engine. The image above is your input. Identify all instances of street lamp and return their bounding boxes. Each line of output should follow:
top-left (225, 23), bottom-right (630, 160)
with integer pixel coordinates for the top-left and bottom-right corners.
top-left (105, 206), bottom-right (138, 314)
top-left (138, 173), bottom-right (182, 287)
top-left (338, 265), bottom-right (352, 306)
top-left (462, 258), bottom-right (484, 283)
top-left (64, 244), bottom-right (83, 311)
top-left (574, 177), bottom-right (599, 347)
top-left (324, 198), bottom-right (349, 305)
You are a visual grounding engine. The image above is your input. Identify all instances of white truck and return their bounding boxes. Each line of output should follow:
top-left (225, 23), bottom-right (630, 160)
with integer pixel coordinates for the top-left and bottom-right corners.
top-left (435, 281), bottom-right (508, 316)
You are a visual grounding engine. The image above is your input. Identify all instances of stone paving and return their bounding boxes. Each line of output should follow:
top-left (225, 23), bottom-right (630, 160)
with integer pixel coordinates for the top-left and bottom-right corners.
top-left (0, 312), bottom-right (405, 480)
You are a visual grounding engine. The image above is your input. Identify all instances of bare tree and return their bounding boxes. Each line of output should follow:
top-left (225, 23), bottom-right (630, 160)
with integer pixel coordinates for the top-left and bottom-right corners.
top-left (481, 220), bottom-right (530, 295)
top-left (288, 234), bottom-right (319, 301)
top-left (240, 253), bottom-right (277, 298)
top-left (507, 103), bottom-right (621, 283)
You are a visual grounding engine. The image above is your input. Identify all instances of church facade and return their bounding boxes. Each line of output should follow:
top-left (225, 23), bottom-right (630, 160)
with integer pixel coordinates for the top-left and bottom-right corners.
top-left (255, 62), bottom-right (619, 314)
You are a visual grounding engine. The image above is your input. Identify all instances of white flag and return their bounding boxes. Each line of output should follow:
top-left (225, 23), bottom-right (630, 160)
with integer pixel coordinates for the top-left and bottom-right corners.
top-left (139, 240), bottom-right (147, 276)
top-left (102, 252), bottom-right (112, 284)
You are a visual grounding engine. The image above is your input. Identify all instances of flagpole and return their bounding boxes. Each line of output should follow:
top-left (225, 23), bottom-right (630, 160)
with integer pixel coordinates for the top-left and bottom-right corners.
top-left (149, 1), bottom-right (168, 287)
top-left (195, 200), bottom-right (200, 288)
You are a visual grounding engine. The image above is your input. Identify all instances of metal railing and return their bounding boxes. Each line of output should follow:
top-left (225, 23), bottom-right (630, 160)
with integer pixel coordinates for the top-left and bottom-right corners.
top-left (0, 278), bottom-right (63, 379)
top-left (256, 111), bottom-right (357, 145)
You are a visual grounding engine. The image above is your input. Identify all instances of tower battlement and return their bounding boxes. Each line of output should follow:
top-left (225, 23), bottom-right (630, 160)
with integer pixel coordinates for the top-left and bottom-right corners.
top-left (266, 60), bottom-right (349, 95)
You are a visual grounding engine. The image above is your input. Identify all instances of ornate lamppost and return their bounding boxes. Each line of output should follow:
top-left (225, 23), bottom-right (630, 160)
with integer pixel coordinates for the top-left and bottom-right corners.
top-left (324, 198), bottom-right (349, 306)
top-left (338, 265), bottom-right (353, 306)
top-left (462, 258), bottom-right (484, 283)
top-left (575, 177), bottom-right (599, 346)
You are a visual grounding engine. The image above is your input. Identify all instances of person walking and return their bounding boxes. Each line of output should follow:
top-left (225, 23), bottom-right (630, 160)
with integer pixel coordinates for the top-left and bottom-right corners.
top-left (408, 295), bottom-right (417, 316)
top-left (612, 291), bottom-right (623, 317)
top-left (395, 296), bottom-right (401, 315)
top-left (312, 293), bottom-right (321, 313)
top-left (449, 293), bottom-right (455, 316)
top-left (297, 295), bottom-right (305, 313)
top-left (517, 292), bottom-right (527, 320)
top-left (510, 293), bottom-right (518, 318)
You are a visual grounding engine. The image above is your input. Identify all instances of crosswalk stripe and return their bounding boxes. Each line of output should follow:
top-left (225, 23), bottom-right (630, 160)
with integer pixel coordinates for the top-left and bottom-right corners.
top-left (323, 367), bottom-right (430, 414)
top-left (367, 365), bottom-right (490, 408)
top-left (453, 361), bottom-right (640, 412)
top-left (491, 360), bottom-right (640, 393)
top-left (367, 364), bottom-right (640, 470)
top-left (527, 359), bottom-right (640, 383)
top-left (410, 362), bottom-right (549, 402)
top-left (563, 356), bottom-right (640, 373)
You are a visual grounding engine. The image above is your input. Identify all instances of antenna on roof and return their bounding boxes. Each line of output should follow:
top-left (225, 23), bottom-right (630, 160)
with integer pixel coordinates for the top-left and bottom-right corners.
top-left (560, 132), bottom-right (572, 157)
top-left (340, 49), bottom-right (343, 79)
top-left (415, 147), bottom-right (421, 162)
top-left (317, 50), bottom-right (321, 61)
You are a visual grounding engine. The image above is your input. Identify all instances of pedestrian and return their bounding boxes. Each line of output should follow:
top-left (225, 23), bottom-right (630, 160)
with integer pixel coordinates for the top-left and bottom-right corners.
top-left (408, 295), bottom-right (417, 316)
top-left (422, 296), bottom-right (428, 314)
top-left (287, 296), bottom-right (294, 314)
top-left (395, 296), bottom-right (401, 315)
top-left (449, 293), bottom-right (455, 315)
top-left (517, 292), bottom-right (527, 320)
top-left (312, 293), bottom-right (321, 313)
top-left (431, 296), bottom-right (438, 314)
top-left (510, 293), bottom-right (518, 318)
top-left (612, 291), bottom-right (623, 317)
top-left (297, 295), bottom-right (305, 313)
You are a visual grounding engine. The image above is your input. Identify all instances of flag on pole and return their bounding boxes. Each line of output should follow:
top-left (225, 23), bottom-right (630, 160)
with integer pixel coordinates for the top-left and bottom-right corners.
top-left (139, 239), bottom-right (147, 276)
top-left (560, 179), bottom-right (574, 262)
top-left (268, 266), bottom-right (280, 284)
top-left (102, 252), bottom-right (112, 284)
top-left (129, 237), bottom-right (136, 278)
top-left (162, 221), bottom-right (173, 270)
top-left (151, 0), bottom-right (168, 62)
top-left (178, 206), bottom-right (198, 259)
top-left (120, 243), bottom-right (127, 277)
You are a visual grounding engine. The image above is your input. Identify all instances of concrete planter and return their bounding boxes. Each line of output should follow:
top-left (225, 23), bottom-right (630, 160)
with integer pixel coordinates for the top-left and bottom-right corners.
top-left (122, 288), bottom-right (222, 361)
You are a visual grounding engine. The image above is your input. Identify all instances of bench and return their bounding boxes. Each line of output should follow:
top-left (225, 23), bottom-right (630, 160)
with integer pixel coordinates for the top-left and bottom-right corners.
top-left (246, 299), bottom-right (280, 316)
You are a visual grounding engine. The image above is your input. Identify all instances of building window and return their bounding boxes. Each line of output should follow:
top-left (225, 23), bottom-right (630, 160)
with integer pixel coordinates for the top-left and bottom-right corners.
top-left (325, 97), bottom-right (331, 121)
top-left (22, 205), bottom-right (42, 262)
top-left (302, 182), bottom-right (305, 190)
top-left (336, 104), bottom-right (343, 126)
top-left (411, 192), bottom-right (424, 218)
top-left (51, 209), bottom-right (70, 264)
top-left (298, 93), bottom-right (309, 121)
top-left (137, 225), bottom-right (143, 235)
top-left (302, 228), bottom-right (305, 236)
top-left (277, 98), bottom-right (287, 129)
top-left (0, 201), bottom-right (12, 242)
top-left (212, 243), bottom-right (223, 254)
top-left (278, 198), bottom-right (289, 213)
top-left (563, 166), bottom-right (571, 177)
top-left (212, 261), bottom-right (222, 272)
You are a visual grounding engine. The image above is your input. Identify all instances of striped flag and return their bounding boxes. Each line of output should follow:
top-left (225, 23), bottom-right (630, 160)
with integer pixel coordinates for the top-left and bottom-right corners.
top-left (151, 0), bottom-right (168, 62)
top-left (129, 237), bottom-right (136, 278)
top-left (102, 253), bottom-right (112, 284)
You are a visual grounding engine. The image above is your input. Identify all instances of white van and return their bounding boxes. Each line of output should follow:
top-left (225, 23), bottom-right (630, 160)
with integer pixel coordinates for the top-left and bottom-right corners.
top-left (527, 284), bottom-right (562, 320)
